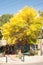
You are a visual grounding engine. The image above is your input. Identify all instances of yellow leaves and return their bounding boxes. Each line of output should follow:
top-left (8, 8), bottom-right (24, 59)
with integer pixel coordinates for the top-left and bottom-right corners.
top-left (7, 37), bottom-right (11, 45)
top-left (10, 6), bottom-right (37, 27)
top-left (35, 16), bottom-right (43, 24)
top-left (15, 29), bottom-right (19, 32)
top-left (1, 6), bottom-right (43, 45)
top-left (29, 24), bottom-right (37, 31)
top-left (7, 37), bottom-right (17, 45)
top-left (2, 23), bottom-right (10, 29)
top-left (21, 6), bottom-right (37, 19)
top-left (10, 14), bottom-right (27, 28)
top-left (26, 29), bottom-right (31, 36)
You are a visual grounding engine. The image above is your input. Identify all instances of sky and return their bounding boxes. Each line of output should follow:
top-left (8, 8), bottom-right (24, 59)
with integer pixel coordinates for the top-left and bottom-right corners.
top-left (0, 0), bottom-right (43, 15)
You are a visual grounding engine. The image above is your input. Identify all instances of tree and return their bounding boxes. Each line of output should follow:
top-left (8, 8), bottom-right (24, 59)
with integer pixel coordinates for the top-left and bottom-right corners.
top-left (0, 14), bottom-right (13, 26)
top-left (1, 6), bottom-right (43, 45)
top-left (39, 11), bottom-right (43, 17)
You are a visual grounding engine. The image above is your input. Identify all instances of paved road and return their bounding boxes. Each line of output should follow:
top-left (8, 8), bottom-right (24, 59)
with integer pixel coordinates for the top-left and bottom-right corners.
top-left (0, 62), bottom-right (43, 65)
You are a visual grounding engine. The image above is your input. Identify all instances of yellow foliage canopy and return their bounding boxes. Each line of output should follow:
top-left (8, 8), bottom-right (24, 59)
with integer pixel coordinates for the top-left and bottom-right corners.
top-left (1, 6), bottom-right (43, 45)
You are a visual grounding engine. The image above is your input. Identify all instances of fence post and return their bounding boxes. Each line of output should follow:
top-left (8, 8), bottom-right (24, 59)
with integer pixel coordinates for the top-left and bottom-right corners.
top-left (6, 55), bottom-right (7, 63)
top-left (21, 55), bottom-right (25, 62)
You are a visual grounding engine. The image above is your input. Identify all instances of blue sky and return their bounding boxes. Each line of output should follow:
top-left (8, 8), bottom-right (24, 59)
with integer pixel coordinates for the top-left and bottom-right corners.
top-left (0, 0), bottom-right (43, 15)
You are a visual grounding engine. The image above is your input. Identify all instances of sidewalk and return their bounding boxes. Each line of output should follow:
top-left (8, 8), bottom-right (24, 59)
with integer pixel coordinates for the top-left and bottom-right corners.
top-left (24, 56), bottom-right (43, 63)
top-left (0, 55), bottom-right (43, 64)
